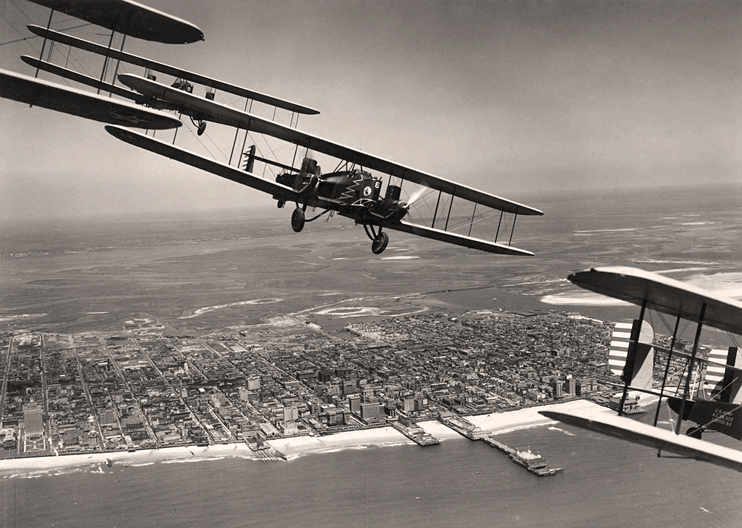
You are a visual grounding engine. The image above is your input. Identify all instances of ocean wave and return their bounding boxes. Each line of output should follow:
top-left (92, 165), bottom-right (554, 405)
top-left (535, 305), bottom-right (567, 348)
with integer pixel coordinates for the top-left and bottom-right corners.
top-left (548, 426), bottom-right (576, 437)
top-left (574, 228), bottom-right (637, 234)
top-left (489, 421), bottom-right (553, 436)
top-left (161, 456), bottom-right (225, 464)
top-left (635, 259), bottom-right (715, 265)
top-left (654, 267), bottom-right (713, 275)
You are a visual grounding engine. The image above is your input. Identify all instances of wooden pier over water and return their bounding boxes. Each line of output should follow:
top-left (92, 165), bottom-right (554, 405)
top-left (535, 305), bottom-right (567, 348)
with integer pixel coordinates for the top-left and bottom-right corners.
top-left (438, 415), bottom-right (563, 476)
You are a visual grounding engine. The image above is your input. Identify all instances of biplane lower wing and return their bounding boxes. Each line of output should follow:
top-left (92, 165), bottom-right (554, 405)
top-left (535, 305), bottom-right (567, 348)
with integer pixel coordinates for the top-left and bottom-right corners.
top-left (21, 56), bottom-right (141, 102)
top-left (117, 74), bottom-right (542, 217)
top-left (386, 222), bottom-right (534, 256)
top-left (0, 69), bottom-right (181, 129)
top-left (104, 126), bottom-right (299, 202)
top-left (568, 266), bottom-right (742, 336)
top-left (106, 127), bottom-right (535, 255)
top-left (540, 407), bottom-right (742, 473)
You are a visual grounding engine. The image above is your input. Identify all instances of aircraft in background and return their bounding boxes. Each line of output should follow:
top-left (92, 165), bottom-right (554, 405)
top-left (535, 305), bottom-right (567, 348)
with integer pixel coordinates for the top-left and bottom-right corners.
top-left (0, 0), bottom-right (543, 256)
top-left (541, 266), bottom-right (742, 472)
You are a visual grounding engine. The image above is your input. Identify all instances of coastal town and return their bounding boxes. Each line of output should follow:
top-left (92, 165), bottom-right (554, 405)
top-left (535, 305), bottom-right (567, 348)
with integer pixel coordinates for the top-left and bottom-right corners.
top-left (0, 309), bottom-right (645, 459)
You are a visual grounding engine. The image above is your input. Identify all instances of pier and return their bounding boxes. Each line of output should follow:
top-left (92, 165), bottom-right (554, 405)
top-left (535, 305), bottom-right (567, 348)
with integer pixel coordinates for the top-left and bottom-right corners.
top-left (392, 422), bottom-right (440, 446)
top-left (481, 435), bottom-right (514, 455)
top-left (438, 415), bottom-right (563, 476)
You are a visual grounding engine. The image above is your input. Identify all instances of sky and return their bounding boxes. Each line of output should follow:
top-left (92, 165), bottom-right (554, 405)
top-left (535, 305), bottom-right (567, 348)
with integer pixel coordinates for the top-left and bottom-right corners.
top-left (1, 0), bottom-right (741, 221)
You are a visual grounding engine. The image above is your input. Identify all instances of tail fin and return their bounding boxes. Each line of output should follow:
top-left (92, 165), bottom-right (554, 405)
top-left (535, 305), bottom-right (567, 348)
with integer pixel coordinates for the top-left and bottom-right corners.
top-left (705, 347), bottom-right (741, 404)
top-left (609, 320), bottom-right (654, 391)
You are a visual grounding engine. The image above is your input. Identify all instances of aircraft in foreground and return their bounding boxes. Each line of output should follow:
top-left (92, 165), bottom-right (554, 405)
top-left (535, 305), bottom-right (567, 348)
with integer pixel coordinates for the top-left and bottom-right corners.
top-left (1, 0), bottom-right (542, 256)
top-left (541, 266), bottom-right (742, 472)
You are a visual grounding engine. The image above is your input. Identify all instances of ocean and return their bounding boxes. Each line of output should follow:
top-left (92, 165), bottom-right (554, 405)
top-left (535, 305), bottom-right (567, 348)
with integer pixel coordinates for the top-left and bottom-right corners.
top-left (3, 422), bottom-right (741, 528)
top-left (2, 183), bottom-right (742, 527)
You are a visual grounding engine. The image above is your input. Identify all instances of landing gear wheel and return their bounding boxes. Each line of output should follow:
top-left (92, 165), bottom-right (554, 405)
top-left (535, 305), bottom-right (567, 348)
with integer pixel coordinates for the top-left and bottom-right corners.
top-left (197, 121), bottom-right (207, 136)
top-left (371, 232), bottom-right (389, 254)
top-left (291, 208), bottom-right (305, 232)
top-left (277, 200), bottom-right (285, 209)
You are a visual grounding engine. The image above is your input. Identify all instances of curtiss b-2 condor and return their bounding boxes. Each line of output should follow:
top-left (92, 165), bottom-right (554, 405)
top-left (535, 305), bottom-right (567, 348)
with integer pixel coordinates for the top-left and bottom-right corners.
top-left (542, 266), bottom-right (742, 473)
top-left (0, 0), bottom-right (543, 256)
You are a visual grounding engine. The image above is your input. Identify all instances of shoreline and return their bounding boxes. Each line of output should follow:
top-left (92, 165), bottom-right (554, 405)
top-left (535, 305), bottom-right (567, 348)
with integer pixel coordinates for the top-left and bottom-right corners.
top-left (0, 400), bottom-right (609, 477)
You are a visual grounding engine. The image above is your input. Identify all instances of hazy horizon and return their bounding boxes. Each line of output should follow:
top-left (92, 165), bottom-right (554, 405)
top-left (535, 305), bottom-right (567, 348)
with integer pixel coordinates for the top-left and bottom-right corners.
top-left (1, 0), bottom-right (740, 222)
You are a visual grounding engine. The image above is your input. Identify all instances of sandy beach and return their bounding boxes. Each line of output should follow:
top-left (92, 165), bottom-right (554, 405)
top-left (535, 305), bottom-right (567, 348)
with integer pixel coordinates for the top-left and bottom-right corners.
top-left (0, 399), bottom-right (618, 477)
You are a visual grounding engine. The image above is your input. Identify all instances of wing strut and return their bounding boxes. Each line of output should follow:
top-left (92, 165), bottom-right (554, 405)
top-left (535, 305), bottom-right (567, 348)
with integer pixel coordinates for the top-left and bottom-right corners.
top-left (97, 30), bottom-right (116, 94)
top-left (431, 190), bottom-right (442, 229)
top-left (654, 313), bottom-right (683, 427)
top-left (508, 210), bottom-right (518, 246)
top-left (108, 34), bottom-right (127, 97)
top-left (228, 99), bottom-right (250, 165)
top-left (619, 299), bottom-right (648, 416)
top-left (676, 305), bottom-right (706, 435)
top-left (35, 8), bottom-right (55, 78)
top-left (467, 203), bottom-right (477, 237)
top-left (444, 189), bottom-right (455, 231)
top-left (495, 210), bottom-right (504, 243)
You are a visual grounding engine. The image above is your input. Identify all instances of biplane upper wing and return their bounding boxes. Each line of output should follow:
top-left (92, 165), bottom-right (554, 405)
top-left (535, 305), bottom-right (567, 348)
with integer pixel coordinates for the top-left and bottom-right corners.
top-left (568, 266), bottom-right (742, 335)
top-left (28, 0), bottom-right (204, 44)
top-left (105, 126), bottom-right (300, 203)
top-left (118, 74), bottom-right (542, 217)
top-left (27, 26), bottom-right (320, 116)
top-left (539, 403), bottom-right (742, 473)
top-left (0, 68), bottom-right (181, 129)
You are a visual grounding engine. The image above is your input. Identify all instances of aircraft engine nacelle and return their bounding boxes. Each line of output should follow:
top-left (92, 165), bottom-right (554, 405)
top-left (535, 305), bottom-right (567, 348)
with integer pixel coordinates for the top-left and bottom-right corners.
top-left (385, 184), bottom-right (401, 201)
top-left (301, 157), bottom-right (320, 177)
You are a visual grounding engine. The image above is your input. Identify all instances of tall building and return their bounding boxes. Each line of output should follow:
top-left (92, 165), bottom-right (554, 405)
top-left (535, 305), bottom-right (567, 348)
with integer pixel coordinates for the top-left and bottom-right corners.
top-left (361, 402), bottom-right (383, 424)
top-left (283, 405), bottom-right (299, 422)
top-left (98, 408), bottom-right (117, 425)
top-left (414, 395), bottom-right (428, 411)
top-left (348, 395), bottom-right (361, 414)
top-left (343, 379), bottom-right (358, 396)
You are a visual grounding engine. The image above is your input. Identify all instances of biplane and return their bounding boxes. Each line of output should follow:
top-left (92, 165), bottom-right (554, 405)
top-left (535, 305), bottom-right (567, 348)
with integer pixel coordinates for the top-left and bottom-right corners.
top-left (1, 0), bottom-right (542, 256)
top-left (541, 266), bottom-right (742, 472)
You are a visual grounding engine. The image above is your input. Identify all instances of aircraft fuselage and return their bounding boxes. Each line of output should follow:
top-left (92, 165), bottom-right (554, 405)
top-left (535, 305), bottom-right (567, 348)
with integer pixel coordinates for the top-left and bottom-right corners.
top-left (276, 168), bottom-right (409, 224)
top-left (668, 397), bottom-right (742, 441)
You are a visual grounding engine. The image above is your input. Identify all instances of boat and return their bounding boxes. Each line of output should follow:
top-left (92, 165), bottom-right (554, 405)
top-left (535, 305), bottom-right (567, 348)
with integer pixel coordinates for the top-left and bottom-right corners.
top-left (509, 448), bottom-right (564, 477)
